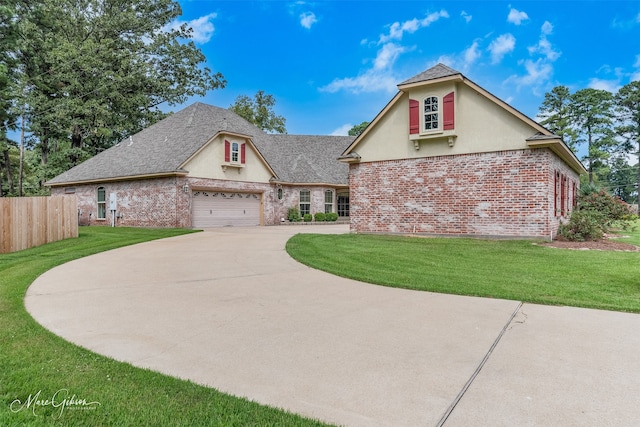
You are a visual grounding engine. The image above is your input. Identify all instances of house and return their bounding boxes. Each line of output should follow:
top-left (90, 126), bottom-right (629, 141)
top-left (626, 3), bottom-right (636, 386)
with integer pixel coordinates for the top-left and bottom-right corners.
top-left (338, 63), bottom-right (586, 238)
top-left (47, 103), bottom-right (354, 227)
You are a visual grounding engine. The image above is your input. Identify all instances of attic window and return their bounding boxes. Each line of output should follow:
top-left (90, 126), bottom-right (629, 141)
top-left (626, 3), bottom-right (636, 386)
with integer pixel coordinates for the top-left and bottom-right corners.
top-left (223, 140), bottom-right (246, 170)
top-left (424, 96), bottom-right (439, 130)
top-left (231, 142), bottom-right (239, 163)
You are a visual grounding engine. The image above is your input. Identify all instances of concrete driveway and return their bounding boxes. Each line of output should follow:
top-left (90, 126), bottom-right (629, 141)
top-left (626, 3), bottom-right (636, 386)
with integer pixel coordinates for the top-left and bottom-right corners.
top-left (26, 225), bottom-right (640, 426)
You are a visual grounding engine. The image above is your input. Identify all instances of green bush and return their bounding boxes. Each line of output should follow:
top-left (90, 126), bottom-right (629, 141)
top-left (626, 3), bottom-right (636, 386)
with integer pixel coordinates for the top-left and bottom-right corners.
top-left (326, 212), bottom-right (338, 222)
top-left (558, 210), bottom-right (605, 241)
top-left (287, 207), bottom-right (301, 222)
top-left (578, 190), bottom-right (636, 226)
top-left (559, 190), bottom-right (639, 241)
top-left (303, 213), bottom-right (312, 222)
top-left (314, 212), bottom-right (326, 222)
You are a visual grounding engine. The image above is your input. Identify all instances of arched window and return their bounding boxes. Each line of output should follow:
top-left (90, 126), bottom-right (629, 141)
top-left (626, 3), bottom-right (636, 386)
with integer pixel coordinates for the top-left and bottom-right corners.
top-left (231, 142), bottom-right (239, 163)
top-left (277, 187), bottom-right (283, 200)
top-left (97, 187), bottom-right (106, 219)
top-left (424, 96), bottom-right (439, 130)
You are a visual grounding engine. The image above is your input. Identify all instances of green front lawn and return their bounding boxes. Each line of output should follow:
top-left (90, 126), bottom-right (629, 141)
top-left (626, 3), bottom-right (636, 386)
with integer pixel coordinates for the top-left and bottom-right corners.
top-left (286, 222), bottom-right (640, 313)
top-left (0, 227), bottom-right (330, 426)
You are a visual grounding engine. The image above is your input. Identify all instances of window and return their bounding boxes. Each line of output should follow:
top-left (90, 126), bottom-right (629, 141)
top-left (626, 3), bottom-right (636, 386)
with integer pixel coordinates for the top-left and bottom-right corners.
top-left (224, 140), bottom-right (246, 165)
top-left (97, 187), bottom-right (106, 219)
top-left (324, 190), bottom-right (333, 213)
top-left (231, 142), bottom-right (239, 163)
top-left (554, 171), bottom-right (574, 217)
top-left (299, 190), bottom-right (310, 216)
top-left (424, 96), bottom-right (439, 130)
top-left (277, 187), bottom-right (283, 200)
top-left (337, 192), bottom-right (349, 217)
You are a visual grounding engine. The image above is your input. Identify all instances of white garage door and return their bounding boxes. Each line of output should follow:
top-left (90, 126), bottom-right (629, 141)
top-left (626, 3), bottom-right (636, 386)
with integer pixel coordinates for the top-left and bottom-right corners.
top-left (192, 191), bottom-right (261, 228)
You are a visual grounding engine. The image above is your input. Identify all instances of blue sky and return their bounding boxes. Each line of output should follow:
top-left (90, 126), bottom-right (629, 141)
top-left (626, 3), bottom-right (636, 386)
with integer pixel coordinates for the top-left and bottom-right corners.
top-left (174, 0), bottom-right (640, 138)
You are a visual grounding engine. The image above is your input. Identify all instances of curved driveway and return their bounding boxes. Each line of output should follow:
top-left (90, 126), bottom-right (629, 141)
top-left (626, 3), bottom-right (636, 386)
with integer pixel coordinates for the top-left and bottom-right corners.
top-left (26, 225), bottom-right (640, 426)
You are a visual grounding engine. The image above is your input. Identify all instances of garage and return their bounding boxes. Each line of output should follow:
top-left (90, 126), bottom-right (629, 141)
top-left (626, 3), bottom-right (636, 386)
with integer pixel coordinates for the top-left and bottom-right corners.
top-left (192, 191), bottom-right (261, 227)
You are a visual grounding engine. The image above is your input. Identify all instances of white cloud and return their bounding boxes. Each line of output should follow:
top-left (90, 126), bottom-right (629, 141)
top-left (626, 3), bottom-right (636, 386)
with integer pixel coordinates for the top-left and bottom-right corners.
top-left (488, 33), bottom-right (515, 63)
top-left (629, 55), bottom-right (640, 82)
top-left (461, 11), bottom-right (472, 23)
top-left (464, 41), bottom-right (481, 66)
top-left (528, 21), bottom-right (561, 61)
top-left (507, 8), bottom-right (529, 25)
top-left (321, 11), bottom-right (448, 94)
top-left (320, 69), bottom-right (398, 94)
top-left (588, 78), bottom-right (621, 92)
top-left (321, 43), bottom-right (403, 93)
top-left (300, 12), bottom-right (317, 29)
top-left (330, 124), bottom-right (352, 136)
top-left (508, 58), bottom-right (553, 87)
top-left (378, 10), bottom-right (449, 43)
top-left (167, 13), bottom-right (217, 44)
top-left (373, 43), bottom-right (408, 70)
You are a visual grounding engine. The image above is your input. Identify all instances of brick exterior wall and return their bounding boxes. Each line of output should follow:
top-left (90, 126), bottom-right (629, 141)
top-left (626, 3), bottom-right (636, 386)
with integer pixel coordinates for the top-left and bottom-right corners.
top-left (51, 177), bottom-right (190, 228)
top-left (52, 176), bottom-right (345, 228)
top-left (349, 148), bottom-right (579, 238)
top-left (272, 185), bottom-right (342, 221)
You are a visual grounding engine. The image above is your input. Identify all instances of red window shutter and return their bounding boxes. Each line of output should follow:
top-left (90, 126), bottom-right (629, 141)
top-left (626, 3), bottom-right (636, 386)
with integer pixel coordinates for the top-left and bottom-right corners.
top-left (409, 99), bottom-right (419, 134)
top-left (554, 172), bottom-right (558, 217)
top-left (224, 140), bottom-right (230, 162)
top-left (241, 143), bottom-right (246, 164)
top-left (560, 174), bottom-right (566, 216)
top-left (443, 92), bottom-right (455, 130)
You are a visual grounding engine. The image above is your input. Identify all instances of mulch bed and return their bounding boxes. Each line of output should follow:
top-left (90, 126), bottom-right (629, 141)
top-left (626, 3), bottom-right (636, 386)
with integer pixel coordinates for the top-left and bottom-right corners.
top-left (540, 237), bottom-right (640, 252)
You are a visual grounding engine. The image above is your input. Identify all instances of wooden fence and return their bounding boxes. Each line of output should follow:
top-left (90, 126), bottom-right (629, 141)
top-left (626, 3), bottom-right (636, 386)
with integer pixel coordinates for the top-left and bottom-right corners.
top-left (0, 196), bottom-right (78, 254)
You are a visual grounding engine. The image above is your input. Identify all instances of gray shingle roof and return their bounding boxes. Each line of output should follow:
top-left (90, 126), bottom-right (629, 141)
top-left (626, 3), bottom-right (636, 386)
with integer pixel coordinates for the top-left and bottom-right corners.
top-left (47, 102), bottom-right (354, 186)
top-left (398, 63), bottom-right (461, 86)
top-left (265, 135), bottom-right (353, 184)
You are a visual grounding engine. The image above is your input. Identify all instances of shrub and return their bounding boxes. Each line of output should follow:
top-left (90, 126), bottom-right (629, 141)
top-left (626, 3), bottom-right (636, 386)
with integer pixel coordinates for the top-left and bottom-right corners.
top-left (326, 212), bottom-right (338, 222)
top-left (578, 190), bottom-right (636, 226)
top-left (314, 212), bottom-right (326, 222)
top-left (559, 190), bottom-right (639, 241)
top-left (303, 213), bottom-right (312, 222)
top-left (287, 207), bottom-right (301, 222)
top-left (558, 210), bottom-right (605, 241)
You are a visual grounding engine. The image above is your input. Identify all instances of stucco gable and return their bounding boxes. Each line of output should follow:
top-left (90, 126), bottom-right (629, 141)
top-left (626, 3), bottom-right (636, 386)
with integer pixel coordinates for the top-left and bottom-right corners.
top-left (341, 64), bottom-right (586, 175)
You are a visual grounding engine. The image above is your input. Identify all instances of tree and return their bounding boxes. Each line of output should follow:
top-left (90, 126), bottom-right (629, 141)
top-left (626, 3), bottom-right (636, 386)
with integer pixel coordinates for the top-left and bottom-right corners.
top-left (229, 90), bottom-right (286, 133)
top-left (615, 80), bottom-right (640, 214)
top-left (570, 88), bottom-right (616, 184)
top-left (0, 0), bottom-right (19, 195)
top-left (16, 0), bottom-right (226, 186)
top-left (605, 155), bottom-right (638, 204)
top-left (538, 86), bottom-right (579, 152)
top-left (348, 121), bottom-right (369, 137)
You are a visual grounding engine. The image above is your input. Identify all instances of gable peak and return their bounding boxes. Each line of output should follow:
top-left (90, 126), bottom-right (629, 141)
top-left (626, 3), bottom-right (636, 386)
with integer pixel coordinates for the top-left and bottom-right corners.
top-left (399, 63), bottom-right (462, 87)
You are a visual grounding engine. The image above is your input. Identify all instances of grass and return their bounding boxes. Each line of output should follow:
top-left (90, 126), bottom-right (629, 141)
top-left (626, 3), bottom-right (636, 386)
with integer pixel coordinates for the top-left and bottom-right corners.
top-left (286, 221), bottom-right (640, 313)
top-left (611, 219), bottom-right (640, 246)
top-left (1, 227), bottom-right (331, 426)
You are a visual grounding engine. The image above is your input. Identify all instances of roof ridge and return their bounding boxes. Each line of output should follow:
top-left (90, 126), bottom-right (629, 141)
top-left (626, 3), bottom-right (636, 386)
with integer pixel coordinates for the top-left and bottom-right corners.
top-left (398, 63), bottom-right (462, 86)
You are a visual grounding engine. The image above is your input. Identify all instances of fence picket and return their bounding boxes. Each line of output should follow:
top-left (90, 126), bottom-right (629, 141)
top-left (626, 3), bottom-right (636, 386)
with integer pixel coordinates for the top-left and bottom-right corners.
top-left (0, 196), bottom-right (78, 253)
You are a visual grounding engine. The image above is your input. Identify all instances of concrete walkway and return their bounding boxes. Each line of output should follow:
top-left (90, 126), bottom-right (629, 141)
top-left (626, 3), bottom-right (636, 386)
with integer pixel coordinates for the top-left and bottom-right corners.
top-left (26, 225), bottom-right (640, 426)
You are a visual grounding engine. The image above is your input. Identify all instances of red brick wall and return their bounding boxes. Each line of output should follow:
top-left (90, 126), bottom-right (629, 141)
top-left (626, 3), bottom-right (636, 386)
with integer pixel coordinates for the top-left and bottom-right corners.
top-left (52, 177), bottom-right (189, 228)
top-left (51, 177), bottom-right (344, 227)
top-left (349, 148), bottom-right (579, 238)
